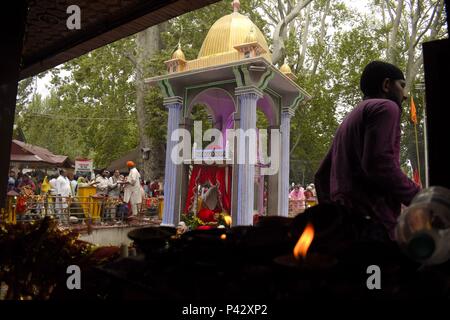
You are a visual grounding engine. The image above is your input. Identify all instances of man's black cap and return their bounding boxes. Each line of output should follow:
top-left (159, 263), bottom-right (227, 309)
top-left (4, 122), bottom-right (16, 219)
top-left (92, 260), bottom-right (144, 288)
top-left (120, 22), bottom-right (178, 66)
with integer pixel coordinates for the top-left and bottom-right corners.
top-left (360, 60), bottom-right (405, 96)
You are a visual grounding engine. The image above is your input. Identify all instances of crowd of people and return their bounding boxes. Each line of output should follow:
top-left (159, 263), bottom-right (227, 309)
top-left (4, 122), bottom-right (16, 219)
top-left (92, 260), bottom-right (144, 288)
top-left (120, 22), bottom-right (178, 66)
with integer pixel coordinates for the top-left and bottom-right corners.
top-left (288, 183), bottom-right (317, 214)
top-left (8, 165), bottom-right (319, 221)
top-left (6, 162), bottom-right (163, 223)
top-left (8, 170), bottom-right (39, 194)
top-left (7, 169), bottom-right (79, 220)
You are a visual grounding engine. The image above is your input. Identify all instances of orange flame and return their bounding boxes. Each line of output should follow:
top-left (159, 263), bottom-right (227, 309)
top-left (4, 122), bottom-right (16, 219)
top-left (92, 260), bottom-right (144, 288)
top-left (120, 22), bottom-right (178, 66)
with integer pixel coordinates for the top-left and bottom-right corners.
top-left (293, 223), bottom-right (315, 260)
top-left (224, 215), bottom-right (232, 226)
top-left (220, 234), bottom-right (227, 240)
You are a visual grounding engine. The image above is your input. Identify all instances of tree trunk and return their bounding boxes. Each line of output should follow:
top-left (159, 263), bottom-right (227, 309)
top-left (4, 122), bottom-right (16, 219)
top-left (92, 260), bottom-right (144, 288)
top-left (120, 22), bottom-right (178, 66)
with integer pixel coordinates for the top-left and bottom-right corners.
top-left (404, 0), bottom-right (419, 94)
top-left (379, 0), bottom-right (445, 93)
top-left (296, 4), bottom-right (311, 72)
top-left (311, 0), bottom-right (330, 76)
top-left (135, 25), bottom-right (165, 181)
top-left (272, 0), bottom-right (313, 65)
top-left (381, 0), bottom-right (389, 50)
top-left (386, 0), bottom-right (404, 64)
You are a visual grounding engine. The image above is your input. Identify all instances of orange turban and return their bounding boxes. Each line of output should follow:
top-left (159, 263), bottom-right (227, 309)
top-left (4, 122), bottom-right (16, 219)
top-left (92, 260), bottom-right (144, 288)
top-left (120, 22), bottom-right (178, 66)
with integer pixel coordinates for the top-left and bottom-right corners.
top-left (126, 161), bottom-right (135, 168)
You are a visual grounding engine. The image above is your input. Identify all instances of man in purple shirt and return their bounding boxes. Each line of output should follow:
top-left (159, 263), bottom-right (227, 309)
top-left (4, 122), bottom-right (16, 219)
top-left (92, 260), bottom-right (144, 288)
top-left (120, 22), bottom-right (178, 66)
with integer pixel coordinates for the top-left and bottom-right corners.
top-left (315, 61), bottom-right (420, 241)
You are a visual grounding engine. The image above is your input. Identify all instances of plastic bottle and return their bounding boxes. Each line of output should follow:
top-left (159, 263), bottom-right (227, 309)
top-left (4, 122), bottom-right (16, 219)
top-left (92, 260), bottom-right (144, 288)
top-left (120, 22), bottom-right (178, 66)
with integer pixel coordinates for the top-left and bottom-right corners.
top-left (395, 186), bottom-right (450, 265)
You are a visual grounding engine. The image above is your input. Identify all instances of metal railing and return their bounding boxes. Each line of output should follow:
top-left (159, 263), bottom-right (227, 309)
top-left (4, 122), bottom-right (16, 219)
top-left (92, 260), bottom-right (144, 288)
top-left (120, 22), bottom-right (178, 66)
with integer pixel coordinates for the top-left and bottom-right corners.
top-left (1, 194), bottom-right (315, 224)
top-left (288, 198), bottom-right (318, 215)
top-left (1, 194), bottom-right (163, 225)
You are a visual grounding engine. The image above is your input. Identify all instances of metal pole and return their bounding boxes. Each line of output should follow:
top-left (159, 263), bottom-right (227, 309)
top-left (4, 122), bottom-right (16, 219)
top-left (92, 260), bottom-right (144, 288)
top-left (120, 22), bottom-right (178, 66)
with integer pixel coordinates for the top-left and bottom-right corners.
top-left (414, 122), bottom-right (421, 185)
top-left (416, 83), bottom-right (429, 188)
top-left (422, 93), bottom-right (429, 187)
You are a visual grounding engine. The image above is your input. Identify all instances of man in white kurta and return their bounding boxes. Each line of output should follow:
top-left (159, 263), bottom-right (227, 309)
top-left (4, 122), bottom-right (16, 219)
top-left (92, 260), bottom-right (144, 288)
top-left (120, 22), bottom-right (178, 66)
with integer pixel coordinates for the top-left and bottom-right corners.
top-left (56, 169), bottom-right (72, 220)
top-left (49, 176), bottom-right (58, 195)
top-left (123, 161), bottom-right (141, 216)
top-left (95, 170), bottom-right (111, 195)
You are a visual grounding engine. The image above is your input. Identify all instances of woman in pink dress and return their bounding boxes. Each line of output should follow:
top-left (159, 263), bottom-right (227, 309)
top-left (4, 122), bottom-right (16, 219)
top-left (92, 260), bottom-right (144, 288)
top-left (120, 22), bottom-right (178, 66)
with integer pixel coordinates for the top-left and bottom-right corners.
top-left (289, 185), bottom-right (305, 214)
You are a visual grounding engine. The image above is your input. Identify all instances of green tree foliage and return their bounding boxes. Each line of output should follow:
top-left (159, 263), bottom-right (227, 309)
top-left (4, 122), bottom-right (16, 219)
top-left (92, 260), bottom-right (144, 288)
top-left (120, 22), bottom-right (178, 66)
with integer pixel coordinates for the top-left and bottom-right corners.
top-left (20, 92), bottom-right (86, 158)
top-left (368, 0), bottom-right (447, 184)
top-left (287, 1), bottom-right (384, 184)
top-left (18, 38), bottom-right (138, 168)
top-left (13, 76), bottom-right (41, 141)
top-left (285, 0), bottom-right (445, 185)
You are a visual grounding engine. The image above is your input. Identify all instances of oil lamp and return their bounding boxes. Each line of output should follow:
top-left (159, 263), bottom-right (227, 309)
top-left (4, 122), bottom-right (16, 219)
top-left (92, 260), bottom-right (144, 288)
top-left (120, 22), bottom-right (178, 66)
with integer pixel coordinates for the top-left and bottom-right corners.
top-left (274, 222), bottom-right (337, 270)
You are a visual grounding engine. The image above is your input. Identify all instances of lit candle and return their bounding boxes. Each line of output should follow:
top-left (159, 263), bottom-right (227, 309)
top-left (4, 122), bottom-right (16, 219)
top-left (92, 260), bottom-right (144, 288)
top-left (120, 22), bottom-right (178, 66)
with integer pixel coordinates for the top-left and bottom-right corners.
top-left (293, 223), bottom-right (314, 261)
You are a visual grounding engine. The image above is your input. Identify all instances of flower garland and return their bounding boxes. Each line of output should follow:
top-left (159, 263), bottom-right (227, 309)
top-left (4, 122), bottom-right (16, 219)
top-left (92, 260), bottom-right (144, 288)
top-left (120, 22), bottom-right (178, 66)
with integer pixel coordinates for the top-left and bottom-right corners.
top-left (181, 212), bottom-right (231, 230)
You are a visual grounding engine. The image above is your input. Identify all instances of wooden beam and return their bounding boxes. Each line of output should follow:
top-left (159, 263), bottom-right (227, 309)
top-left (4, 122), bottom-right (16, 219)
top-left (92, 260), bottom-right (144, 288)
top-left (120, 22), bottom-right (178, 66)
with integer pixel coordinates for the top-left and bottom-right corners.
top-left (422, 39), bottom-right (450, 188)
top-left (0, 0), bottom-right (28, 207)
top-left (20, 0), bottom-right (221, 79)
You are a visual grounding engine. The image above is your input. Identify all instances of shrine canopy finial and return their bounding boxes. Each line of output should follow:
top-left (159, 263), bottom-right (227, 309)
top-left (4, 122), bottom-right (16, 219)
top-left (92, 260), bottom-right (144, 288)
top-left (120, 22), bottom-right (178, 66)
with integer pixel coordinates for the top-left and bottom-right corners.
top-left (232, 0), bottom-right (240, 13)
top-left (172, 43), bottom-right (185, 60)
top-left (279, 61), bottom-right (297, 81)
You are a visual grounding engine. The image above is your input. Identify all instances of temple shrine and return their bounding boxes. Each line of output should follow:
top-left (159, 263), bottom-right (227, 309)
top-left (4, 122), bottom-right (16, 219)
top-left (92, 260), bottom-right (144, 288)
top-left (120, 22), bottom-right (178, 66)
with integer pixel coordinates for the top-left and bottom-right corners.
top-left (146, 0), bottom-right (310, 227)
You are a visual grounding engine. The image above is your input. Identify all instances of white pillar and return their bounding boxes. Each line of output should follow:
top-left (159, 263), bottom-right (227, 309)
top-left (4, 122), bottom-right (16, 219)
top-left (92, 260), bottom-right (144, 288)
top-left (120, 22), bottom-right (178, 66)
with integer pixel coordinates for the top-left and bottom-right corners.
top-left (267, 125), bottom-right (280, 215)
top-left (161, 96), bottom-right (183, 226)
top-left (279, 108), bottom-right (294, 217)
top-left (234, 86), bottom-right (263, 225)
top-left (179, 118), bottom-right (192, 214)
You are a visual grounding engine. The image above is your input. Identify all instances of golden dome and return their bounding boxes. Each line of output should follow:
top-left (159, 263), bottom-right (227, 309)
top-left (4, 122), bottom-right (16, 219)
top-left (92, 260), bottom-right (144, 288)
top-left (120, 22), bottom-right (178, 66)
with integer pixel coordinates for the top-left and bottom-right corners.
top-left (172, 45), bottom-right (186, 60)
top-left (197, 12), bottom-right (271, 63)
top-left (245, 26), bottom-right (257, 43)
top-left (279, 63), bottom-right (292, 74)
